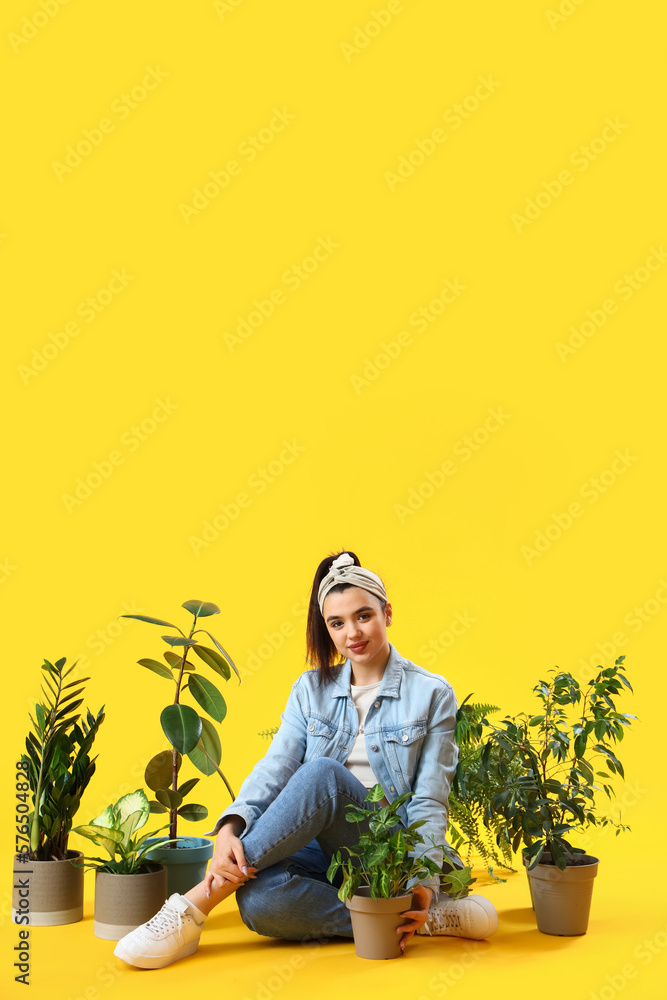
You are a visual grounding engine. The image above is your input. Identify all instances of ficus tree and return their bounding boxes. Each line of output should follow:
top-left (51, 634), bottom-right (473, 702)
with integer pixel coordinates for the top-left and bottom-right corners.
top-left (477, 656), bottom-right (636, 871)
top-left (123, 600), bottom-right (240, 844)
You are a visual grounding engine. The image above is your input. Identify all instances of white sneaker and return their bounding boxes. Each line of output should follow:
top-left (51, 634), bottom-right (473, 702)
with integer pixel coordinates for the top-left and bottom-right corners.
top-left (113, 893), bottom-right (206, 969)
top-left (417, 893), bottom-right (498, 940)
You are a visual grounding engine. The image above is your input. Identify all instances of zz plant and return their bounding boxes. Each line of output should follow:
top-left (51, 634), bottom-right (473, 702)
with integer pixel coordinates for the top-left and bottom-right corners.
top-left (123, 600), bottom-right (239, 844)
top-left (21, 657), bottom-right (105, 861)
top-left (327, 784), bottom-right (475, 901)
top-left (478, 656), bottom-right (635, 871)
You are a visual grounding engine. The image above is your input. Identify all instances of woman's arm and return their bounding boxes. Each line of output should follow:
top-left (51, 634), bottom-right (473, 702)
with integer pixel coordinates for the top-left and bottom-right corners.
top-left (207, 675), bottom-right (310, 836)
top-left (404, 681), bottom-right (459, 900)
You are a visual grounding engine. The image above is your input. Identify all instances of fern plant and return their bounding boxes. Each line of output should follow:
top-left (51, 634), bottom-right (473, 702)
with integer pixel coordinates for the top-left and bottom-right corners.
top-left (447, 695), bottom-right (516, 875)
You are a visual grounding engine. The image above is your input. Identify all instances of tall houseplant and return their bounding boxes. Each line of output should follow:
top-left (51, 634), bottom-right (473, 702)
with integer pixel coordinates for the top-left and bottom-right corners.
top-left (14, 657), bottom-right (105, 926)
top-left (123, 600), bottom-right (239, 892)
top-left (327, 784), bottom-right (474, 959)
top-left (478, 655), bottom-right (635, 934)
top-left (73, 789), bottom-right (172, 939)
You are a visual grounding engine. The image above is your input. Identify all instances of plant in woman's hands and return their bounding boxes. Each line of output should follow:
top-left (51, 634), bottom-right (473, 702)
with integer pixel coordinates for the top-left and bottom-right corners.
top-left (326, 784), bottom-right (475, 901)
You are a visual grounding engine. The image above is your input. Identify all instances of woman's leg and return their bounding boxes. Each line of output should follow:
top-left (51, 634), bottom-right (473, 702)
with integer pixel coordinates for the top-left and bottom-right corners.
top-left (235, 839), bottom-right (353, 941)
top-left (186, 758), bottom-right (380, 927)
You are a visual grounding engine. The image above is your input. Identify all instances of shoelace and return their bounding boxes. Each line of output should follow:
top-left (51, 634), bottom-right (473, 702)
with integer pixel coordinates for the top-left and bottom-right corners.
top-left (145, 900), bottom-right (185, 939)
top-left (427, 909), bottom-right (463, 934)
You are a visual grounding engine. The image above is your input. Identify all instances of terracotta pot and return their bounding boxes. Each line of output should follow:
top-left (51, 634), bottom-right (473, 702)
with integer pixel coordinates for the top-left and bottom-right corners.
top-left (145, 836), bottom-right (214, 895)
top-left (12, 851), bottom-right (84, 926)
top-left (94, 863), bottom-right (168, 940)
top-left (527, 854), bottom-right (599, 935)
top-left (345, 887), bottom-right (413, 959)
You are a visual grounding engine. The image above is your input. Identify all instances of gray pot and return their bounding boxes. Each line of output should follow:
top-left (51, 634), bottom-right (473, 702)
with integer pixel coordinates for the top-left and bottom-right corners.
top-left (12, 851), bottom-right (84, 926)
top-left (144, 837), bottom-right (214, 895)
top-left (94, 864), bottom-right (168, 940)
top-left (345, 887), bottom-right (413, 959)
top-left (528, 854), bottom-right (599, 935)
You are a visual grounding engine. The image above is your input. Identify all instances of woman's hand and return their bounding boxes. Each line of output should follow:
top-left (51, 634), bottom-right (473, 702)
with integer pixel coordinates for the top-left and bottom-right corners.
top-left (396, 885), bottom-right (433, 954)
top-left (203, 819), bottom-right (257, 897)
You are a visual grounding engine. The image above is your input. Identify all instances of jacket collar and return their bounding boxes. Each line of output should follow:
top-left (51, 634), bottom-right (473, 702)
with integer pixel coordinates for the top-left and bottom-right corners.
top-left (331, 642), bottom-right (404, 699)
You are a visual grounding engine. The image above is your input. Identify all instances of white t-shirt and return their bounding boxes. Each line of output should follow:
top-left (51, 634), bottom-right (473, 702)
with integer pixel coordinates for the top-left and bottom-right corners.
top-left (344, 681), bottom-right (382, 789)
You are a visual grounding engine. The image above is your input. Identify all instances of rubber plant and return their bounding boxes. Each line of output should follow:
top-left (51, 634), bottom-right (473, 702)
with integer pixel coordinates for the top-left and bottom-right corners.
top-left (123, 601), bottom-right (239, 845)
top-left (21, 657), bottom-right (105, 861)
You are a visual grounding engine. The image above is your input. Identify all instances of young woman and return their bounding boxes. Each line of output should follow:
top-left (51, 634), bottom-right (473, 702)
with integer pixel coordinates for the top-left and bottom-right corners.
top-left (114, 551), bottom-right (498, 968)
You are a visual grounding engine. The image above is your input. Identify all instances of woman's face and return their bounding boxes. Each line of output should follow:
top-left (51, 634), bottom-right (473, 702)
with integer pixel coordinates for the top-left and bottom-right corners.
top-left (322, 586), bottom-right (392, 674)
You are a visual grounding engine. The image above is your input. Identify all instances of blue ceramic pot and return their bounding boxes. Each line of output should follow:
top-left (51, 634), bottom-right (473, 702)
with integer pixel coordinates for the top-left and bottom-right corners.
top-left (144, 837), bottom-right (214, 896)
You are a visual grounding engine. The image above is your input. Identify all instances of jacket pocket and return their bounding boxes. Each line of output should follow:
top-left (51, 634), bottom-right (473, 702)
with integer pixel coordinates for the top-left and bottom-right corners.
top-left (305, 716), bottom-right (336, 761)
top-left (383, 722), bottom-right (427, 783)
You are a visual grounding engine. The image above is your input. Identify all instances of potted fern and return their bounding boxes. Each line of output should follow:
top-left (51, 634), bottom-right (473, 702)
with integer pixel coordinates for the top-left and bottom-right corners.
top-left (122, 600), bottom-right (239, 893)
top-left (478, 655), bottom-right (635, 935)
top-left (73, 789), bottom-right (172, 939)
top-left (327, 784), bottom-right (474, 959)
top-left (448, 695), bottom-right (517, 878)
top-left (13, 657), bottom-right (104, 926)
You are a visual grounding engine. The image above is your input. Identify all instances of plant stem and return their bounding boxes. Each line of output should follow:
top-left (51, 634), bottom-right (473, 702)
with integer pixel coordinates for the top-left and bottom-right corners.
top-left (169, 614), bottom-right (197, 845)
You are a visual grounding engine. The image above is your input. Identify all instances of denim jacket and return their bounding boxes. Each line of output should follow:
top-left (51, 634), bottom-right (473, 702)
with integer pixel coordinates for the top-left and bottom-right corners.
top-left (210, 643), bottom-right (459, 898)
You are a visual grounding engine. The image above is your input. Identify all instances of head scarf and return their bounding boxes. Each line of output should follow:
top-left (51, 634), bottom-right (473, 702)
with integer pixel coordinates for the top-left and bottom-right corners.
top-left (318, 552), bottom-right (388, 615)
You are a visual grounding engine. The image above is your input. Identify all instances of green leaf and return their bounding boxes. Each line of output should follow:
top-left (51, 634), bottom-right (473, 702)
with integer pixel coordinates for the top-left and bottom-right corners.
top-left (199, 631), bottom-right (241, 683)
top-left (187, 674), bottom-right (227, 723)
top-left (178, 777), bottom-right (200, 798)
top-left (148, 800), bottom-right (169, 814)
top-left (162, 636), bottom-right (197, 648)
top-left (345, 809), bottom-right (368, 824)
top-left (138, 658), bottom-right (175, 681)
top-left (187, 718), bottom-right (221, 774)
top-left (163, 651), bottom-right (196, 673)
top-left (122, 614), bottom-right (180, 629)
top-left (182, 600), bottom-right (220, 618)
top-left (145, 750), bottom-right (182, 791)
top-left (117, 790), bottom-right (150, 838)
top-left (161, 705), bottom-right (202, 753)
top-left (156, 788), bottom-right (183, 810)
top-left (90, 804), bottom-right (115, 830)
top-left (528, 715), bottom-right (545, 726)
top-left (365, 784), bottom-right (386, 803)
top-left (192, 644), bottom-right (231, 680)
top-left (363, 842), bottom-right (389, 867)
top-left (177, 803), bottom-right (208, 821)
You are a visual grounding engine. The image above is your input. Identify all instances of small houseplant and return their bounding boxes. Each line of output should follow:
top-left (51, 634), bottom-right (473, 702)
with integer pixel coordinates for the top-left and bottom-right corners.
top-left (13, 657), bottom-right (105, 926)
top-left (122, 600), bottom-right (239, 892)
top-left (73, 789), bottom-right (172, 939)
top-left (327, 784), bottom-right (475, 959)
top-left (478, 655), bottom-right (635, 935)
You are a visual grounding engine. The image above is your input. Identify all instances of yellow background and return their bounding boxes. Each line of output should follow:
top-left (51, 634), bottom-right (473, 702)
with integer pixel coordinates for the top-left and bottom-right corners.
top-left (2, 0), bottom-right (666, 996)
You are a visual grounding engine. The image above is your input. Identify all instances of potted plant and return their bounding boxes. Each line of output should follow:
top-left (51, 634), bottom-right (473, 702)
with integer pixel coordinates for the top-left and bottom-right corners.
top-left (326, 784), bottom-right (475, 959)
top-left (13, 657), bottom-right (105, 926)
top-left (122, 600), bottom-right (240, 893)
top-left (478, 655), bottom-right (635, 935)
top-left (73, 789), bottom-right (172, 939)
top-left (448, 695), bottom-right (517, 878)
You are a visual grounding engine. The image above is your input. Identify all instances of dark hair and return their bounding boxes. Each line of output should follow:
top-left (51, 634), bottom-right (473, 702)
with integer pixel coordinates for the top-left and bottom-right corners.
top-left (306, 550), bottom-right (387, 685)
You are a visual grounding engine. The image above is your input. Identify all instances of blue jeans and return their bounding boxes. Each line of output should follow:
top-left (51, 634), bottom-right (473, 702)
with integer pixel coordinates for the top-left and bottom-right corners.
top-left (235, 759), bottom-right (392, 941)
